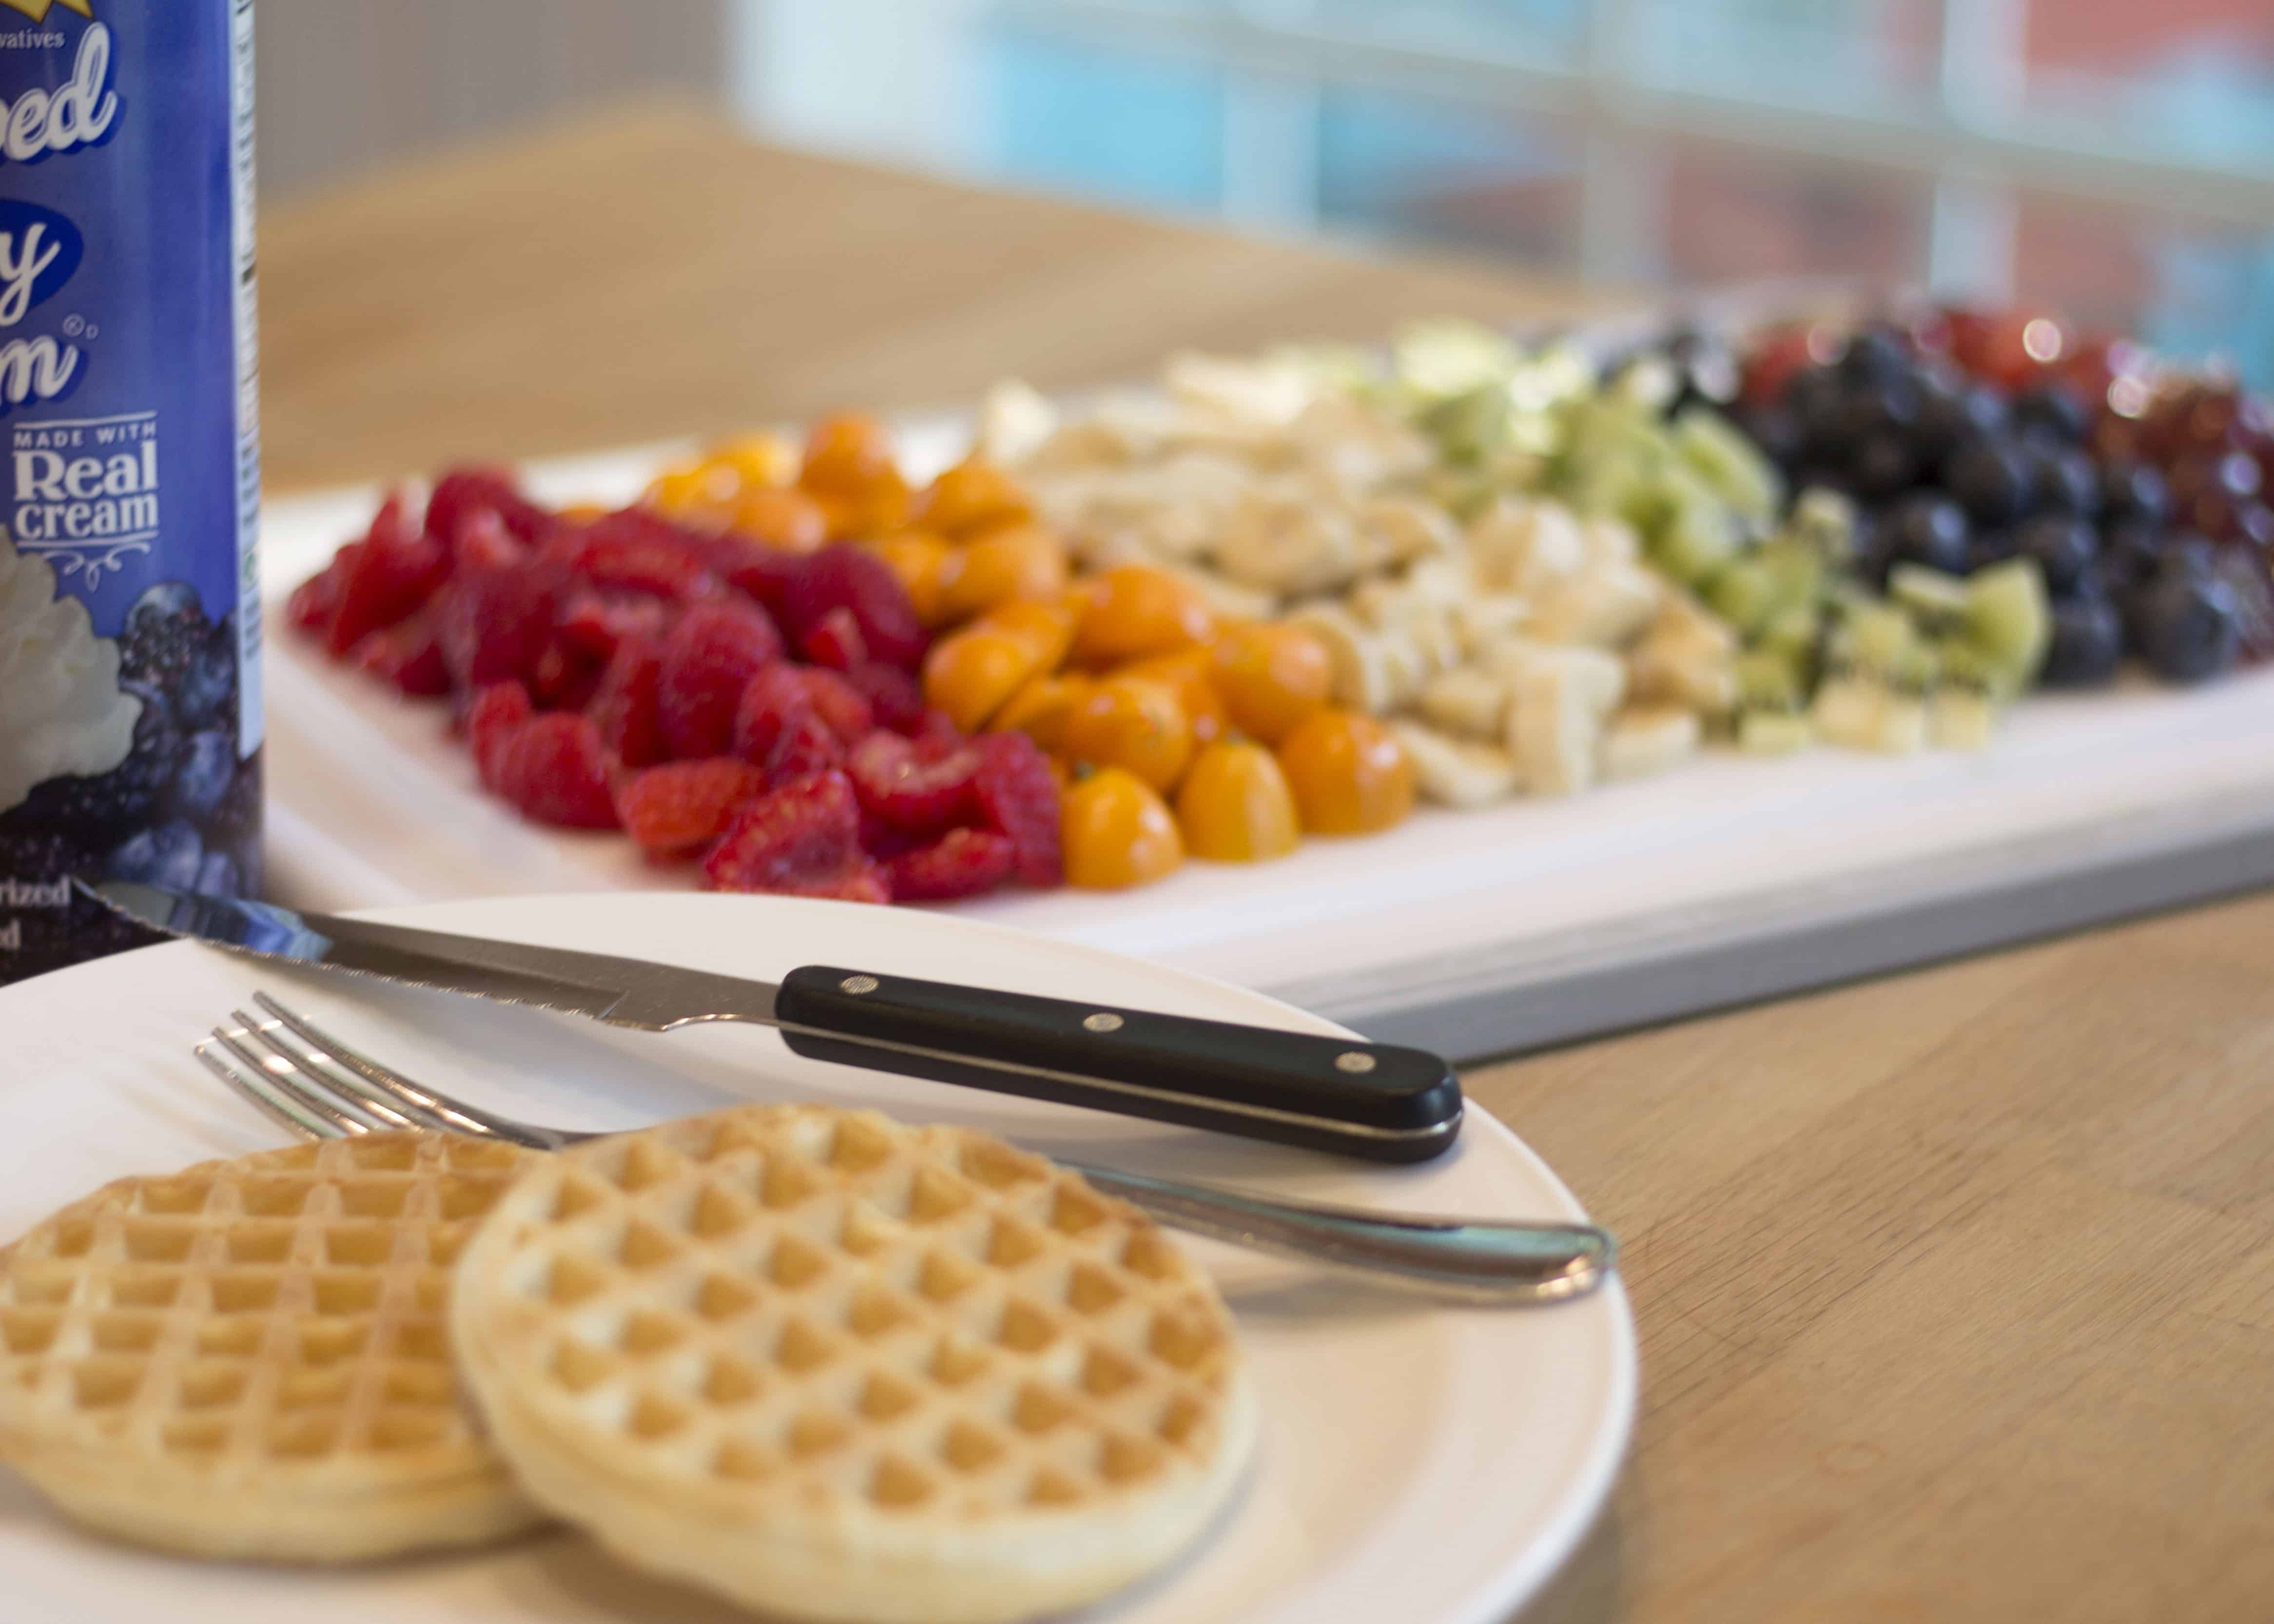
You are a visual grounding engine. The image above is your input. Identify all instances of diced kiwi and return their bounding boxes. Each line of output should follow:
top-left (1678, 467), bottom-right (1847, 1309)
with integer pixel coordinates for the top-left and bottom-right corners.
top-left (1420, 386), bottom-right (1510, 465)
top-left (1757, 602), bottom-right (1823, 663)
top-left (1962, 560), bottom-right (2052, 687)
top-left (1393, 318), bottom-right (1517, 397)
top-left (1705, 559), bottom-right (1777, 636)
top-left (1673, 406), bottom-right (1783, 521)
top-left (1734, 647), bottom-right (1803, 711)
top-left (1738, 709), bottom-right (1814, 754)
top-left (1754, 536), bottom-right (1824, 613)
top-left (1839, 602), bottom-right (1916, 674)
top-left (1930, 686), bottom-right (1997, 750)
top-left (1887, 565), bottom-right (1970, 630)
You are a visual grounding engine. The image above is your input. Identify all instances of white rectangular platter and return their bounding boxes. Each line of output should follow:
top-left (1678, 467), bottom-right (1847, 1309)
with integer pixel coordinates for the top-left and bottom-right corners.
top-left (257, 429), bottom-right (2274, 1062)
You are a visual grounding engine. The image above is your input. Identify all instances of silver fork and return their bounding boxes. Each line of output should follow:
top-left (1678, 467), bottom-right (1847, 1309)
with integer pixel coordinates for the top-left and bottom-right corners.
top-left (194, 992), bottom-right (1613, 1306)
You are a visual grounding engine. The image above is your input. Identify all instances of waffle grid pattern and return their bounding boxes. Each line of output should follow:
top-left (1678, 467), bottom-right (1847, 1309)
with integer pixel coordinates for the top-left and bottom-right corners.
top-left (0, 1133), bottom-right (534, 1495)
top-left (458, 1106), bottom-right (1245, 1523)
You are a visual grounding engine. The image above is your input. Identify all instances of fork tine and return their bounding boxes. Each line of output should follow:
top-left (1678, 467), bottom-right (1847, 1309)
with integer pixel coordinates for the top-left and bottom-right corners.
top-left (250, 992), bottom-right (568, 1150)
top-left (198, 1027), bottom-right (366, 1140)
top-left (234, 1004), bottom-right (434, 1134)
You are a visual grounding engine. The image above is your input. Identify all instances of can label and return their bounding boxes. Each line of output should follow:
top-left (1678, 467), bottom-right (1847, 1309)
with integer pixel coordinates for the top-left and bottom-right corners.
top-left (0, 0), bottom-right (259, 983)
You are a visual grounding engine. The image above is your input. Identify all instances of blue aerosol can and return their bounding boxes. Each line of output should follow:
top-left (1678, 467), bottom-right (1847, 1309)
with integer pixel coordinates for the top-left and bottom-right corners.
top-left (0, 0), bottom-right (259, 983)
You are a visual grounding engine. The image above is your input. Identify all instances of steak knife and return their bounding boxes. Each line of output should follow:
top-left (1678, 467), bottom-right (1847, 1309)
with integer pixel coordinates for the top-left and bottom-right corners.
top-left (89, 881), bottom-right (1464, 1162)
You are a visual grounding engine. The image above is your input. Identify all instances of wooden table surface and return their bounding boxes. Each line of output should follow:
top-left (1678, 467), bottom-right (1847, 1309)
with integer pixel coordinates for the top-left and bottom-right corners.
top-left (263, 108), bottom-right (2274, 1623)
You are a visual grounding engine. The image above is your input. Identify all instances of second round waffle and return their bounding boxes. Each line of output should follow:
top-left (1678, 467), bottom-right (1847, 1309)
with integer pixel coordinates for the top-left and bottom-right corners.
top-left (451, 1103), bottom-right (1256, 1624)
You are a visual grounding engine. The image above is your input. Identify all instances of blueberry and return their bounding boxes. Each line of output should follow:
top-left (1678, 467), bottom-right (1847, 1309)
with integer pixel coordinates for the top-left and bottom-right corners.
top-left (2098, 518), bottom-right (2165, 594)
top-left (2039, 595), bottom-right (2125, 686)
top-left (106, 820), bottom-right (204, 890)
top-left (166, 730), bottom-right (236, 823)
top-left (1966, 528), bottom-right (2020, 574)
top-left (2011, 381), bottom-right (2092, 445)
top-left (194, 850), bottom-right (241, 900)
top-left (1781, 366), bottom-right (1847, 454)
top-left (1944, 437), bottom-right (2032, 527)
top-left (1848, 431), bottom-right (1919, 498)
top-left (1834, 375), bottom-right (1921, 444)
top-left (2129, 571), bottom-right (2242, 683)
top-left (1837, 326), bottom-right (1912, 386)
top-left (1885, 492), bottom-right (1970, 574)
top-left (2014, 514), bottom-right (2099, 597)
top-left (1914, 377), bottom-right (2009, 460)
top-left (2099, 461), bottom-right (2171, 527)
top-left (1737, 404), bottom-right (1802, 469)
top-left (2029, 442), bottom-right (2101, 517)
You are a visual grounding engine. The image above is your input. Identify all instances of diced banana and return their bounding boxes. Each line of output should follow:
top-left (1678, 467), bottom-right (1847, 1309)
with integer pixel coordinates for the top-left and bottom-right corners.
top-left (1136, 501), bottom-right (1216, 560)
top-left (1388, 720), bottom-right (1522, 809)
top-left (1451, 593), bottom-right (1532, 657)
top-left (1580, 515), bottom-right (1642, 566)
top-left (1164, 349), bottom-right (1314, 427)
top-left (977, 378), bottom-right (1058, 468)
top-left (1480, 639), bottom-right (1626, 715)
top-left (1738, 710), bottom-right (1812, 754)
top-left (1347, 580), bottom-right (1462, 677)
top-left (1644, 588), bottom-right (1740, 657)
top-left (1600, 705), bottom-right (1701, 780)
top-left (1528, 560), bottom-right (1664, 648)
top-left (1418, 666), bottom-right (1513, 739)
top-left (1286, 602), bottom-right (1399, 714)
top-left (1401, 553), bottom-right (1476, 605)
top-left (1215, 489), bottom-right (1366, 595)
top-left (1507, 662), bottom-right (1608, 797)
top-left (1360, 495), bottom-right (1462, 564)
top-left (1626, 590), bottom-right (1741, 715)
top-left (1467, 496), bottom-right (1587, 595)
top-left (1293, 395), bottom-right (1435, 491)
top-left (1811, 676), bottom-right (1926, 754)
top-left (1930, 686), bottom-right (1996, 751)
top-left (1376, 627), bottom-right (1431, 710)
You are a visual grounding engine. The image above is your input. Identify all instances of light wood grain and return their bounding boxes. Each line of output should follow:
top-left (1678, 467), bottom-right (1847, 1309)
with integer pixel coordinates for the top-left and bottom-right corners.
top-left (260, 107), bottom-right (2274, 1622)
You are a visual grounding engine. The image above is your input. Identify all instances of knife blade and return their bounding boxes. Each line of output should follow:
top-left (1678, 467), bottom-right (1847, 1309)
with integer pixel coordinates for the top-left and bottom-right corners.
top-left (89, 880), bottom-right (1463, 1163)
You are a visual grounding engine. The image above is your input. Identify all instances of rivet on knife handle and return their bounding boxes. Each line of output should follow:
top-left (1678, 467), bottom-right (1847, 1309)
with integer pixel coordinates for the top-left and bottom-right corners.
top-left (774, 966), bottom-right (1464, 1164)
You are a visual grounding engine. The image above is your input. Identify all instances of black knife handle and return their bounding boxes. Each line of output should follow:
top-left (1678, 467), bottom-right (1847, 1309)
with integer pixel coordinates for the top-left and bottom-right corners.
top-left (774, 966), bottom-right (1462, 1163)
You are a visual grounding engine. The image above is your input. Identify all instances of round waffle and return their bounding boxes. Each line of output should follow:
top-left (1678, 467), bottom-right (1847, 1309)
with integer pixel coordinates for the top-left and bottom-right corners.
top-left (451, 1104), bottom-right (1255, 1624)
top-left (0, 1132), bottom-right (548, 1562)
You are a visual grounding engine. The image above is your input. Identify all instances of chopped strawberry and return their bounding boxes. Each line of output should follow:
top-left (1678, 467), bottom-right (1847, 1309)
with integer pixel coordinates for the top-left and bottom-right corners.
top-left (435, 562), bottom-right (563, 693)
top-left (886, 828), bottom-right (1015, 902)
top-left (288, 551), bottom-right (349, 634)
top-left (799, 605), bottom-right (868, 671)
top-left (588, 638), bottom-right (666, 768)
top-left (488, 712), bottom-right (619, 829)
top-left (701, 768), bottom-right (869, 894)
top-left (845, 731), bottom-right (980, 834)
top-left (350, 612), bottom-right (448, 696)
top-left (466, 681), bottom-right (534, 790)
top-left (972, 731), bottom-right (1063, 887)
top-left (780, 544), bottom-right (927, 672)
top-left (556, 591), bottom-right (672, 662)
top-left (708, 535), bottom-right (807, 620)
top-left (731, 664), bottom-right (812, 765)
top-left (450, 508), bottom-right (526, 573)
top-left (544, 516), bottom-right (719, 601)
top-left (841, 661), bottom-right (926, 733)
top-left (777, 861), bottom-right (891, 904)
top-left (764, 708), bottom-right (843, 784)
top-left (658, 601), bottom-right (784, 759)
top-left (531, 639), bottom-right (604, 712)
top-left (324, 494), bottom-right (449, 657)
top-left (427, 466), bottom-right (554, 549)
top-left (616, 758), bottom-right (768, 856)
top-left (857, 808), bottom-right (924, 861)
top-left (796, 668), bottom-right (875, 743)
top-left (912, 708), bottom-right (966, 759)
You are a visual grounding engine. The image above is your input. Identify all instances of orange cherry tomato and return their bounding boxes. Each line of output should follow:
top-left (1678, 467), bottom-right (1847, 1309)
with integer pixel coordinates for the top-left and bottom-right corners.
top-left (1276, 709), bottom-right (1415, 835)
top-left (1209, 622), bottom-right (1333, 744)
top-left (1118, 646), bottom-right (1228, 747)
top-left (703, 432), bottom-right (798, 491)
top-left (1060, 675), bottom-right (1195, 794)
top-left (1062, 768), bottom-right (1184, 889)
top-left (936, 524), bottom-right (1071, 625)
top-left (645, 463), bottom-right (738, 520)
top-left (862, 531), bottom-right (955, 624)
top-left (732, 486), bottom-right (829, 554)
top-left (921, 628), bottom-right (1045, 734)
top-left (991, 671), bottom-right (1091, 754)
top-left (1174, 740), bottom-right (1300, 862)
top-left (800, 412), bottom-right (895, 495)
top-left (913, 459), bottom-right (1034, 538)
top-left (974, 598), bottom-right (1077, 672)
top-left (1070, 565), bottom-right (1218, 669)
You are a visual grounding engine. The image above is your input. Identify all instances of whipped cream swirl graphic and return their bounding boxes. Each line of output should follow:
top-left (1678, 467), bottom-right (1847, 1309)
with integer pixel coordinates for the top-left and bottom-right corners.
top-left (0, 530), bottom-right (140, 814)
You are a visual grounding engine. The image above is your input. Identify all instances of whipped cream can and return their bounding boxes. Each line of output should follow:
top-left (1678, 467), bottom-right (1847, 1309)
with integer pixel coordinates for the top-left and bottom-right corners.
top-left (0, 0), bottom-right (259, 983)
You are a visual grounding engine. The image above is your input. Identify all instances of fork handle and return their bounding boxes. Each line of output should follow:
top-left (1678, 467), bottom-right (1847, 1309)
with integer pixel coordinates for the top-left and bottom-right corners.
top-left (774, 966), bottom-right (1463, 1163)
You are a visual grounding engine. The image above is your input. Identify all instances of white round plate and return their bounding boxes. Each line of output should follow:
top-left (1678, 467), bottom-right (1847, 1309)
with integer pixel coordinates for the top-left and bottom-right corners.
top-left (0, 893), bottom-right (1633, 1624)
